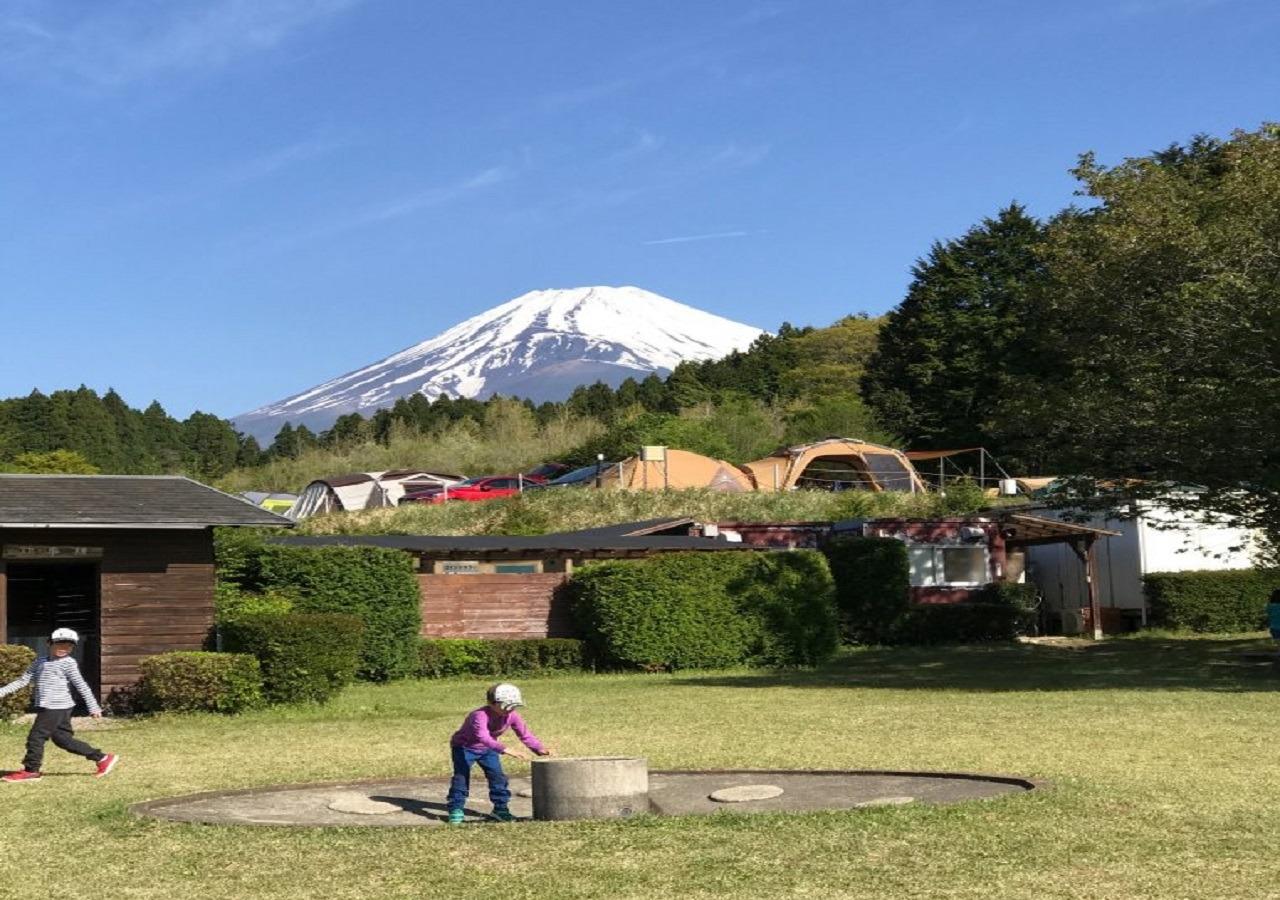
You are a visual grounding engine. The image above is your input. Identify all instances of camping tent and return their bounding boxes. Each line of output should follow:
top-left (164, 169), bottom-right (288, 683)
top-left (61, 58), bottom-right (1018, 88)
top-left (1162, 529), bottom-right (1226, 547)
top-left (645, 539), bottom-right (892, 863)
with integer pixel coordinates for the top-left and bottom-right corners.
top-left (286, 470), bottom-right (463, 520)
top-left (745, 438), bottom-right (926, 493)
top-left (240, 491), bottom-right (299, 514)
top-left (597, 449), bottom-right (756, 492)
top-left (287, 473), bottom-right (383, 520)
top-left (374, 469), bottom-right (463, 506)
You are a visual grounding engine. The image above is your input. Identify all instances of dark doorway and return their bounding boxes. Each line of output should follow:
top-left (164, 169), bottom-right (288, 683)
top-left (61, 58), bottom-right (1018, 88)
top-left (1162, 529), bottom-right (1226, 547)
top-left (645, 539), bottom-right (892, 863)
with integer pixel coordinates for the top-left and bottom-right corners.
top-left (5, 564), bottom-right (100, 708)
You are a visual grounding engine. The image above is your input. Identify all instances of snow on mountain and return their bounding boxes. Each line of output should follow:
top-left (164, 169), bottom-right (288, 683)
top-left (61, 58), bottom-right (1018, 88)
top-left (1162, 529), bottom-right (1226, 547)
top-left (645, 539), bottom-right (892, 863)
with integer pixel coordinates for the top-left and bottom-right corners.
top-left (233, 286), bottom-right (764, 442)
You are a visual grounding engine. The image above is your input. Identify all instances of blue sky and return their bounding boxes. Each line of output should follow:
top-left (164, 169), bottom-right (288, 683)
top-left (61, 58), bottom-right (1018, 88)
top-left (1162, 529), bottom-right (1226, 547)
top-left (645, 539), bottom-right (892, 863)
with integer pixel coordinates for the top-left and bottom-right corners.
top-left (2, 0), bottom-right (1278, 420)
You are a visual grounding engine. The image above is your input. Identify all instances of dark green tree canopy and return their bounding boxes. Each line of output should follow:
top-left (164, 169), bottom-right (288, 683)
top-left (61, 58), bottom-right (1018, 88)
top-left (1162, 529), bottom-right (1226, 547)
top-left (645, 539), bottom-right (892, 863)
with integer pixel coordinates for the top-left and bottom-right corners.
top-left (861, 203), bottom-right (1047, 451)
top-left (998, 125), bottom-right (1280, 560)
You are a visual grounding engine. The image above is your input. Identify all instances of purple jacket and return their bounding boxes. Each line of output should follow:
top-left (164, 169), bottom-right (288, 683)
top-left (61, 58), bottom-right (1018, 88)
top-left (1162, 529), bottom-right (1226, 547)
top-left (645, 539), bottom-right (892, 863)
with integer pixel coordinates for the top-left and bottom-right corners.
top-left (450, 707), bottom-right (546, 755)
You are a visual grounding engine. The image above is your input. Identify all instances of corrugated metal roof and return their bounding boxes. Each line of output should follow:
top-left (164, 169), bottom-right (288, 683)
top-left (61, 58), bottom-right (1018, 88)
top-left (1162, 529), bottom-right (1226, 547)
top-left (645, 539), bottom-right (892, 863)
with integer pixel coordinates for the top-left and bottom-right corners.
top-left (0, 475), bottom-right (294, 528)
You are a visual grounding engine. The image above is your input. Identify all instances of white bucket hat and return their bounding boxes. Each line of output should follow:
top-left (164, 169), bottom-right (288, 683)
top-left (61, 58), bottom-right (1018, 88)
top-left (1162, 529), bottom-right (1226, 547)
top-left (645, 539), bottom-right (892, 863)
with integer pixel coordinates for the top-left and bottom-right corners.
top-left (50, 627), bottom-right (80, 644)
top-left (488, 683), bottom-right (524, 710)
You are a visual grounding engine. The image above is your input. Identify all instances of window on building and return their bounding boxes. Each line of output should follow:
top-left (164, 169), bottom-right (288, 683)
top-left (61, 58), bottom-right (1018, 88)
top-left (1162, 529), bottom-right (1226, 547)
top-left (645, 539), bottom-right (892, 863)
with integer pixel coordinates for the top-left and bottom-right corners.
top-left (494, 563), bottom-right (541, 574)
top-left (906, 544), bottom-right (989, 587)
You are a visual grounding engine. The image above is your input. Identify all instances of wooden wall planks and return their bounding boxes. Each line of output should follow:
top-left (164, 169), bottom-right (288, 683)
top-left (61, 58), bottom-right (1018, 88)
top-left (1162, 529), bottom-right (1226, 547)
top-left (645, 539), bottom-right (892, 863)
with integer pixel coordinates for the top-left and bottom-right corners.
top-left (418, 573), bottom-right (575, 639)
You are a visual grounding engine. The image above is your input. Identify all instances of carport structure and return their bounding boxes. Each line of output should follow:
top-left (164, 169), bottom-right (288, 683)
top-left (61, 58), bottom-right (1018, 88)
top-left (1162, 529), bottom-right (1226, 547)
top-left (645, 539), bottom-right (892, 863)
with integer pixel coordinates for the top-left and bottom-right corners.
top-left (998, 513), bottom-right (1120, 639)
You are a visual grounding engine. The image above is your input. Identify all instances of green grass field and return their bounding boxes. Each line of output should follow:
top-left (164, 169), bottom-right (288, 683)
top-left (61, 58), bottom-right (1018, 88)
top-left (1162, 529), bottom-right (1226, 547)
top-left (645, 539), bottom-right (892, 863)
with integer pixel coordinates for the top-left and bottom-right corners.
top-left (3, 635), bottom-right (1278, 899)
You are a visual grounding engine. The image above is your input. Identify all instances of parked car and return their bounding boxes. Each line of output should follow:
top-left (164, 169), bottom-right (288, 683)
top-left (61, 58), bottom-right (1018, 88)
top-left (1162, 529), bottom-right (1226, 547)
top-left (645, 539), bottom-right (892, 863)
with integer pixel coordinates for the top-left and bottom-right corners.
top-left (422, 474), bottom-right (546, 504)
top-left (525, 462), bottom-right (571, 481)
top-left (527, 462), bottom-right (619, 489)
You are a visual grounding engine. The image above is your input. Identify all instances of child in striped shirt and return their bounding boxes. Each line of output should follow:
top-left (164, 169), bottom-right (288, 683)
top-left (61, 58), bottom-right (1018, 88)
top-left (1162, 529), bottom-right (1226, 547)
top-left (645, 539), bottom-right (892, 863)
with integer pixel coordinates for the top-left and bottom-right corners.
top-left (0, 628), bottom-right (118, 782)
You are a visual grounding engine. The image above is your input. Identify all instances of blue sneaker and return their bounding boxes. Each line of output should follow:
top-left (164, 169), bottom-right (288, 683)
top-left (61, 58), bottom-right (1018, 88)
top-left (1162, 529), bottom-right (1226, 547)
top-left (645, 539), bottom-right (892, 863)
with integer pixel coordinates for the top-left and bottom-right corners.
top-left (490, 807), bottom-right (516, 822)
top-left (447, 809), bottom-right (464, 825)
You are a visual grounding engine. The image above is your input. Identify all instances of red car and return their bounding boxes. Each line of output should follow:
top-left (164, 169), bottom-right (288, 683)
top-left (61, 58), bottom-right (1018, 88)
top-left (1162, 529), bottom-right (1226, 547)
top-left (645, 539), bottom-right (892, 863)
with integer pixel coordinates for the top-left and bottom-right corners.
top-left (422, 474), bottom-right (545, 504)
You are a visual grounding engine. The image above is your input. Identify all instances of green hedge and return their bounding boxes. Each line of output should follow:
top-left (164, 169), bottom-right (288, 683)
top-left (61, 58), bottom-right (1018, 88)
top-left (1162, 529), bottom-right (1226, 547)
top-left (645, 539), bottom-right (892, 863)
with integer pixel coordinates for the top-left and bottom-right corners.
top-left (216, 534), bottom-right (420, 681)
top-left (417, 638), bottom-right (585, 678)
top-left (733, 551), bottom-right (842, 666)
top-left (136, 652), bottom-right (262, 714)
top-left (824, 537), bottom-right (910, 643)
top-left (0, 645), bottom-right (35, 719)
top-left (888, 603), bottom-right (1035, 645)
top-left (222, 613), bottom-right (364, 704)
top-left (1144, 569), bottom-right (1280, 632)
top-left (568, 550), bottom-right (838, 671)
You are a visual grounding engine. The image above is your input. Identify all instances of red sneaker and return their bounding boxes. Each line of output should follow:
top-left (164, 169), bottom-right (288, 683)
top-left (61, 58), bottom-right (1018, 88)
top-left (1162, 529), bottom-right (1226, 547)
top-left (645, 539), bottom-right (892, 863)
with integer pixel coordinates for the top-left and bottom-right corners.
top-left (95, 754), bottom-right (119, 778)
top-left (2, 770), bottom-right (42, 783)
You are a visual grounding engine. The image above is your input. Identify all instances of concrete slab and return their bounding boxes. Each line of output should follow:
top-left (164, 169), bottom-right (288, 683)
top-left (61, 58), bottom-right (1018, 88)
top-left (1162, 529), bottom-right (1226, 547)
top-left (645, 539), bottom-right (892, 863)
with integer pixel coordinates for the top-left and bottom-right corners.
top-left (132, 770), bottom-right (1039, 828)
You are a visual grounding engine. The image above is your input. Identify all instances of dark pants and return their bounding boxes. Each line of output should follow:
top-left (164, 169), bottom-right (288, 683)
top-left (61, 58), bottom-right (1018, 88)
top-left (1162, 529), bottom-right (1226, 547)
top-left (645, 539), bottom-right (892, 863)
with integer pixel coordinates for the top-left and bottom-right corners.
top-left (23, 708), bottom-right (103, 773)
top-left (446, 746), bottom-right (510, 812)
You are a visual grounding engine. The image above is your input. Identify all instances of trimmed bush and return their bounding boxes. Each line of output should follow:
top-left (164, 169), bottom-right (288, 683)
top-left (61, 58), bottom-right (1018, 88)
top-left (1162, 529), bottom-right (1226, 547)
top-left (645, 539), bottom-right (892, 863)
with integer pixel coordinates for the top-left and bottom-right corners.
top-left (0, 644), bottom-right (35, 719)
top-left (824, 537), bottom-right (910, 643)
top-left (222, 613), bottom-right (364, 704)
top-left (568, 550), bottom-right (838, 671)
top-left (218, 541), bottom-right (421, 681)
top-left (215, 585), bottom-right (295, 624)
top-left (733, 551), bottom-right (841, 666)
top-left (980, 581), bottom-right (1041, 610)
top-left (888, 603), bottom-right (1035, 645)
top-left (417, 638), bottom-right (585, 678)
top-left (1144, 569), bottom-right (1280, 632)
top-left (136, 652), bottom-right (262, 714)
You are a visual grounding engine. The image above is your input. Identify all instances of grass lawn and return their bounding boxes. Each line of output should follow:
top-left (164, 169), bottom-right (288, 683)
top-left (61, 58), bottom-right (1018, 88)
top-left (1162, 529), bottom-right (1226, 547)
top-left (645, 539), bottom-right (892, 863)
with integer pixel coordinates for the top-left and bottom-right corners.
top-left (2, 635), bottom-right (1279, 899)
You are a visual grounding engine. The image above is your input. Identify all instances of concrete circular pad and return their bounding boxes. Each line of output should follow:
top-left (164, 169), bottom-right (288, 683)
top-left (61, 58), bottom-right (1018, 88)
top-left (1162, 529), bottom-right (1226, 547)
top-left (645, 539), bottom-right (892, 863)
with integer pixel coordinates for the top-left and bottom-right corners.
top-left (709, 784), bottom-right (784, 803)
top-left (132, 770), bottom-right (1039, 828)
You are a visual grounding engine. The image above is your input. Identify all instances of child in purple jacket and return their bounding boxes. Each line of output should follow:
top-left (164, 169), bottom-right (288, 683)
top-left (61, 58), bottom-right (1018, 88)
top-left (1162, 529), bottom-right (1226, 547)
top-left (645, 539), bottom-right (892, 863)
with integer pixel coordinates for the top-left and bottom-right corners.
top-left (446, 683), bottom-right (554, 824)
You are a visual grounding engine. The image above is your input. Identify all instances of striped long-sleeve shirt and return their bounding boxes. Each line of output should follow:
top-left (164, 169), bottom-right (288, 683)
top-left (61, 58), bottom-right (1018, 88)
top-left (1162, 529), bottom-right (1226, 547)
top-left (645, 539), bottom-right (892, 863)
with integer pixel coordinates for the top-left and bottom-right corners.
top-left (0, 656), bottom-right (101, 715)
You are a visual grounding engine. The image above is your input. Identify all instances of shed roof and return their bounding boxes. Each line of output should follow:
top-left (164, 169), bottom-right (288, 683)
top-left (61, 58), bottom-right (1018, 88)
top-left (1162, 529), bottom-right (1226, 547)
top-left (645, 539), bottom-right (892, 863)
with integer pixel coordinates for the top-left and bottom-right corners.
top-left (999, 513), bottom-right (1120, 546)
top-left (274, 518), bottom-right (733, 557)
top-left (0, 475), bottom-right (294, 529)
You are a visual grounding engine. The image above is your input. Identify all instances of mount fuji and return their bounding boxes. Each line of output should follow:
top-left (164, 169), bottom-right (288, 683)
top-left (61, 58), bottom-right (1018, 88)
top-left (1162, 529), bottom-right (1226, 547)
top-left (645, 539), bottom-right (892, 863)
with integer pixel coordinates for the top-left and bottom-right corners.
top-left (233, 286), bottom-right (764, 442)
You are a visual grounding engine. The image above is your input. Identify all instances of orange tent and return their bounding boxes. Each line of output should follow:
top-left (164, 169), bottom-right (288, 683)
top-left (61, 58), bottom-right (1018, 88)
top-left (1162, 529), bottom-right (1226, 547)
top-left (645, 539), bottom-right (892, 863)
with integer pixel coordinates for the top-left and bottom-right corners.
top-left (599, 449), bottom-right (756, 492)
top-left (745, 438), bottom-right (926, 493)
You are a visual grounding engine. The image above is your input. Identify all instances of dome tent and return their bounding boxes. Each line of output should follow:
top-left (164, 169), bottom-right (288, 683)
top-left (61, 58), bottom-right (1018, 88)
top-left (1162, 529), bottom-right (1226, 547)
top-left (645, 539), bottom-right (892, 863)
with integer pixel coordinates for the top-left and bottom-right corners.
top-left (744, 438), bottom-right (926, 493)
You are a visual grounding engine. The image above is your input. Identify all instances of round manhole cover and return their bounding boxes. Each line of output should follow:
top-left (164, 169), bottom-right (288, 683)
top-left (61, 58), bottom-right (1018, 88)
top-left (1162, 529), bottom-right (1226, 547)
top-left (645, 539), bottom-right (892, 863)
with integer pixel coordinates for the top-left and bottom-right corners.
top-left (709, 784), bottom-right (785, 803)
top-left (327, 794), bottom-right (400, 815)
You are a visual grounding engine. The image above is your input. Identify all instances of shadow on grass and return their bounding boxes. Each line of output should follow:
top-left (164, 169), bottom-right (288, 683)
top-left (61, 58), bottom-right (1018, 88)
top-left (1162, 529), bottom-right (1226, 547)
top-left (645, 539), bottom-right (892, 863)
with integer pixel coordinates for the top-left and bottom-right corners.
top-left (673, 637), bottom-right (1280, 693)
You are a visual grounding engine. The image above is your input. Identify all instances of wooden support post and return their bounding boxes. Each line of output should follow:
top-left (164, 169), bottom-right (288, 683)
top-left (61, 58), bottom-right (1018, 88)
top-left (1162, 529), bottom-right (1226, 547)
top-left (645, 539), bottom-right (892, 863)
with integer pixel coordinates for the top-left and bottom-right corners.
top-left (1086, 537), bottom-right (1103, 640)
top-left (1069, 537), bottom-right (1103, 640)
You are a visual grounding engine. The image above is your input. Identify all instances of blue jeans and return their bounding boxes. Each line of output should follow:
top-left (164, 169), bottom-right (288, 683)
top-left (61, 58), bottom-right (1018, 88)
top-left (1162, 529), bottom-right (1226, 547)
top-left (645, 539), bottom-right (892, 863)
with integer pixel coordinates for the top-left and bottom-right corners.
top-left (447, 746), bottom-right (510, 812)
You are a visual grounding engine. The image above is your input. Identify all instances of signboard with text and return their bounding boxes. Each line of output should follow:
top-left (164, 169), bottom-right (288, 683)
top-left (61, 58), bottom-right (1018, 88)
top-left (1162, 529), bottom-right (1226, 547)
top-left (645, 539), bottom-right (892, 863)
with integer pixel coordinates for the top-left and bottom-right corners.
top-left (2, 545), bottom-right (104, 561)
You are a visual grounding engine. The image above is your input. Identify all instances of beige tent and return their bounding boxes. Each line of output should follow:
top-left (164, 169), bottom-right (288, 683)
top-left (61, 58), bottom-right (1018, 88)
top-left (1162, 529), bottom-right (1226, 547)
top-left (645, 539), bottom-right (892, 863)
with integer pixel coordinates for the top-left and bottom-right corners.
top-left (288, 470), bottom-right (462, 520)
top-left (598, 449), bottom-right (756, 492)
top-left (745, 438), bottom-right (926, 493)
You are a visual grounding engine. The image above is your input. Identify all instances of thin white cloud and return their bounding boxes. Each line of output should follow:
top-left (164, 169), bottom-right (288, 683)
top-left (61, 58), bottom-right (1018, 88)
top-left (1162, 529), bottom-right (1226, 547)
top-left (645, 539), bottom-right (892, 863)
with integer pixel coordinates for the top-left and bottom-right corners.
top-left (709, 142), bottom-right (772, 170)
top-left (609, 128), bottom-right (665, 162)
top-left (1, 0), bottom-right (363, 87)
top-left (643, 230), bottom-right (751, 246)
top-left (355, 166), bottom-right (513, 226)
top-left (259, 164), bottom-right (516, 250)
top-left (106, 134), bottom-right (353, 217)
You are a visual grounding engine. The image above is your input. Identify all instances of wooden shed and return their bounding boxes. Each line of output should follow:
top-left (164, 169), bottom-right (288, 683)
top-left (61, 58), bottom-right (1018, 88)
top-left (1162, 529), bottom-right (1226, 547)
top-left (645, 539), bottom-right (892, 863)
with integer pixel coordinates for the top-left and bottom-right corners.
top-left (0, 475), bottom-right (290, 701)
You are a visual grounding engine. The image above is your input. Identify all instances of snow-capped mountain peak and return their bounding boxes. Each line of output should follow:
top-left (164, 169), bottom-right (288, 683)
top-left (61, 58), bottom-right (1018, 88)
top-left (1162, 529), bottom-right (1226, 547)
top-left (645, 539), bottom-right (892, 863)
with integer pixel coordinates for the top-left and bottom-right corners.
top-left (233, 286), bottom-right (764, 441)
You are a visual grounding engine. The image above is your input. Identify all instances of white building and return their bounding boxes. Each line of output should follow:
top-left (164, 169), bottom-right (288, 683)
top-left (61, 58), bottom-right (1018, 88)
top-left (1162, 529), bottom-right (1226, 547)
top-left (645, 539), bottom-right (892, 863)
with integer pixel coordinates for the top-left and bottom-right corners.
top-left (1025, 502), bottom-right (1261, 632)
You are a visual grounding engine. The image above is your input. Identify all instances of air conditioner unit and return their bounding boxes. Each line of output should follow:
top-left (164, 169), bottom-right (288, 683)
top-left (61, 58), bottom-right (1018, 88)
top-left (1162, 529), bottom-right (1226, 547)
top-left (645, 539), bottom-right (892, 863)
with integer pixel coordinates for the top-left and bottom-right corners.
top-left (1061, 610), bottom-right (1086, 636)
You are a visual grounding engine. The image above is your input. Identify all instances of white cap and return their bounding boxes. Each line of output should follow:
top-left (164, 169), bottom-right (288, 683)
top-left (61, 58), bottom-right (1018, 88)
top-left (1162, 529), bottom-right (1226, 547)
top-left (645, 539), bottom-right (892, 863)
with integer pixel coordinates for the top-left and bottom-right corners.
top-left (488, 683), bottom-right (524, 710)
top-left (50, 628), bottom-right (80, 643)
